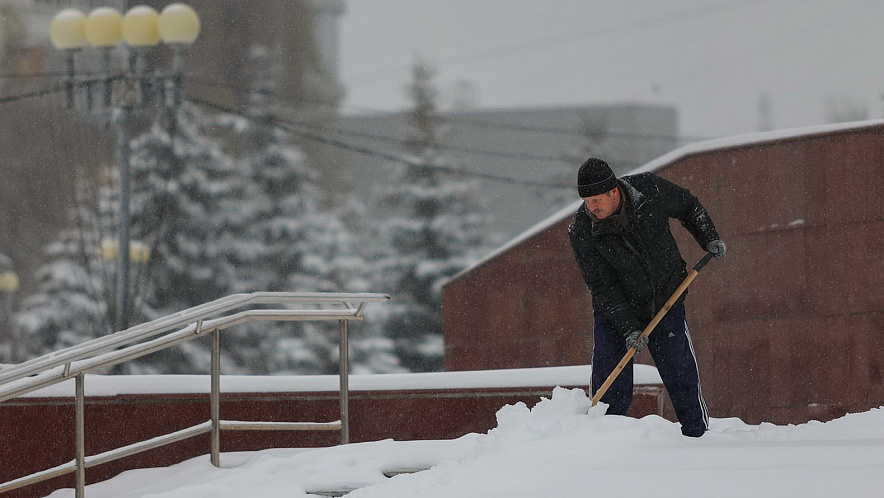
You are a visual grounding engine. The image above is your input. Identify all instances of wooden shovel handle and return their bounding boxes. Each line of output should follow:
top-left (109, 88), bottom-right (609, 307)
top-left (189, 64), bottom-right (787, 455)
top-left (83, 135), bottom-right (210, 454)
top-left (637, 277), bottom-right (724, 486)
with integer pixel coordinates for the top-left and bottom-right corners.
top-left (590, 252), bottom-right (714, 407)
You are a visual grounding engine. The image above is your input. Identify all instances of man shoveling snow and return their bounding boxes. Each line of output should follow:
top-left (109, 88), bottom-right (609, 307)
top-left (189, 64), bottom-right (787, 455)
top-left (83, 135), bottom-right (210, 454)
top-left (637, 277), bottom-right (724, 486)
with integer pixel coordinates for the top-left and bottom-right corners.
top-left (569, 157), bottom-right (725, 437)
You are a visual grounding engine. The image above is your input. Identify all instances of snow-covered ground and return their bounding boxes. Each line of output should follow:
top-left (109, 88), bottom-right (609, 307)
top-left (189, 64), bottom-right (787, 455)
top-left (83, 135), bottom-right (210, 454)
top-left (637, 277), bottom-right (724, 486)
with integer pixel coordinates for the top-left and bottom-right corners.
top-left (47, 387), bottom-right (884, 498)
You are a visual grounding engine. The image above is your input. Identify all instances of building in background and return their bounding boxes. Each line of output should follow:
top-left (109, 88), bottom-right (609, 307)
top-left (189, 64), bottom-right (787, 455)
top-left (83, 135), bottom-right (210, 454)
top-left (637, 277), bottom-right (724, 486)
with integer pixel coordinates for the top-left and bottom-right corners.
top-left (0, 0), bottom-right (346, 297)
top-left (335, 102), bottom-right (679, 239)
top-left (4, 0), bottom-right (344, 107)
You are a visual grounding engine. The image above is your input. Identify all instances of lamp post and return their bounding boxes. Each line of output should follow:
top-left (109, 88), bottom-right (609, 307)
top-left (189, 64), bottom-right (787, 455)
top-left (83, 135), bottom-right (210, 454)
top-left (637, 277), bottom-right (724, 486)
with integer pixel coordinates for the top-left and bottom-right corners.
top-left (159, 3), bottom-right (201, 107)
top-left (48, 8), bottom-right (87, 108)
top-left (85, 7), bottom-right (124, 107)
top-left (51, 4), bottom-right (200, 332)
top-left (0, 254), bottom-right (18, 364)
top-left (114, 5), bottom-right (161, 331)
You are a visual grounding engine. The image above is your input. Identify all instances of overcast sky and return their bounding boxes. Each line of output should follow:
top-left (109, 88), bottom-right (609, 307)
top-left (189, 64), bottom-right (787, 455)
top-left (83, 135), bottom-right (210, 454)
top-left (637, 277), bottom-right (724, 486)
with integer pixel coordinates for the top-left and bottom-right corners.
top-left (340, 0), bottom-right (884, 140)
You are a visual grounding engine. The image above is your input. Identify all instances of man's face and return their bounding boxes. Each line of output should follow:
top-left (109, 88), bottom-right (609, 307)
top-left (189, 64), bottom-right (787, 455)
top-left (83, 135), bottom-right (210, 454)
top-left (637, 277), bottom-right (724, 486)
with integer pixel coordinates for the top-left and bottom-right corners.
top-left (582, 187), bottom-right (621, 220)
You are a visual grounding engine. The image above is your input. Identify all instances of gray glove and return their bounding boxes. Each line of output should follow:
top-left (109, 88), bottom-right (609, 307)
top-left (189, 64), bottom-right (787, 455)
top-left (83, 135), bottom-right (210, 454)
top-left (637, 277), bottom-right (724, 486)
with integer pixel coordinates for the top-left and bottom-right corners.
top-left (624, 329), bottom-right (648, 355)
top-left (706, 240), bottom-right (726, 260)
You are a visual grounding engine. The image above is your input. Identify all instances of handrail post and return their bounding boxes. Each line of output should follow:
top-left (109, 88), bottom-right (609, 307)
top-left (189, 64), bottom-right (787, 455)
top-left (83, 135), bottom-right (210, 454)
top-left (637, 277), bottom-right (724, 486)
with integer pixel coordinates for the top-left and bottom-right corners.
top-left (339, 319), bottom-right (350, 444)
top-left (75, 373), bottom-right (86, 498)
top-left (210, 328), bottom-right (221, 467)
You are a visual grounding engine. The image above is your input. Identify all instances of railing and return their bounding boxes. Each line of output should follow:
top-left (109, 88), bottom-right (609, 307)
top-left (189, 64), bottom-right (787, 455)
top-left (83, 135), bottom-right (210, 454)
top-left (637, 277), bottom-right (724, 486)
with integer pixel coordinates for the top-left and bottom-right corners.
top-left (0, 291), bottom-right (389, 497)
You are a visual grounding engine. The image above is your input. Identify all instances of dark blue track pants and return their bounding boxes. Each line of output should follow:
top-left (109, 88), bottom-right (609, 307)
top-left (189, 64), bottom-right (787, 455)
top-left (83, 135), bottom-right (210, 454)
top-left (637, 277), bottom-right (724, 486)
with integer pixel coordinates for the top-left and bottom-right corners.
top-left (591, 303), bottom-right (709, 437)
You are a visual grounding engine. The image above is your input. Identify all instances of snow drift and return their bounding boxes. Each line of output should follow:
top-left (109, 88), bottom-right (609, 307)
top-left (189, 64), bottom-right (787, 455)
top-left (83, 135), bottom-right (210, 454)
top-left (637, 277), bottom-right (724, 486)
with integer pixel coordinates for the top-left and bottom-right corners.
top-left (49, 387), bottom-right (884, 497)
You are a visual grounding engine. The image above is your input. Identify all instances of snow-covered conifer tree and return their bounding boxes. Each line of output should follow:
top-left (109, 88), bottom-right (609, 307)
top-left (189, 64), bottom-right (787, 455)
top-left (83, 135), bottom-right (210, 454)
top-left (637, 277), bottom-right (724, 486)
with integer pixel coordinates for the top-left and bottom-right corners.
top-left (115, 101), bottom-right (256, 373)
top-left (372, 59), bottom-right (498, 372)
top-left (14, 186), bottom-right (109, 358)
top-left (212, 46), bottom-right (401, 374)
top-left (14, 101), bottom-right (253, 374)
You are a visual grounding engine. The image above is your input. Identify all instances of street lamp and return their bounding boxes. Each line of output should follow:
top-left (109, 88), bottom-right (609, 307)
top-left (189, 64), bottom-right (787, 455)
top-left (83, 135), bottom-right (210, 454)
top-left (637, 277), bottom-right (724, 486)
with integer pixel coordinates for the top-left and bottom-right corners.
top-left (49, 8), bottom-right (87, 108)
top-left (159, 3), bottom-right (201, 106)
top-left (50, 4), bottom-right (201, 332)
top-left (122, 6), bottom-right (160, 47)
top-left (100, 239), bottom-right (151, 264)
top-left (49, 9), bottom-right (87, 49)
top-left (0, 273), bottom-right (19, 293)
top-left (84, 7), bottom-right (123, 47)
top-left (85, 7), bottom-right (123, 107)
top-left (123, 5), bottom-right (159, 107)
top-left (159, 3), bottom-right (201, 45)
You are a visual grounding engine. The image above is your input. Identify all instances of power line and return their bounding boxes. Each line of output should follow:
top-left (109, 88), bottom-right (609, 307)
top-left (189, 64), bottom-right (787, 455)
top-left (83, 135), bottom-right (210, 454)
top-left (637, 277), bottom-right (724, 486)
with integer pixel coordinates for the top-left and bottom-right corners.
top-left (274, 119), bottom-right (575, 164)
top-left (0, 72), bottom-right (68, 79)
top-left (185, 95), bottom-right (572, 190)
top-left (183, 74), bottom-right (703, 143)
top-left (0, 75), bottom-right (124, 105)
top-left (330, 102), bottom-right (706, 143)
top-left (0, 73), bottom-right (616, 187)
top-left (187, 85), bottom-right (649, 166)
top-left (0, 84), bottom-right (67, 104)
top-left (283, 117), bottom-right (645, 168)
top-left (0, 71), bottom-right (123, 80)
top-left (183, 75), bottom-right (341, 107)
top-left (0, 74), bottom-right (572, 194)
top-left (342, 103), bottom-right (708, 142)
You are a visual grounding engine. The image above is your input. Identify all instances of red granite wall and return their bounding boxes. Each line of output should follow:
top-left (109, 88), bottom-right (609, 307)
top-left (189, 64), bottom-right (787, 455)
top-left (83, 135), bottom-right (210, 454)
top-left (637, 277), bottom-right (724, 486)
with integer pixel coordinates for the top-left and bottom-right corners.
top-left (443, 124), bottom-right (884, 425)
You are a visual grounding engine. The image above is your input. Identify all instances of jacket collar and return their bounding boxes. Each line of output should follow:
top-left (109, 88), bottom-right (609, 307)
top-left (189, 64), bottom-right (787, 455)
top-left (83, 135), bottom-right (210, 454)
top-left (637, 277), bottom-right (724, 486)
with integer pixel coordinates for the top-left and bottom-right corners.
top-left (586, 178), bottom-right (646, 236)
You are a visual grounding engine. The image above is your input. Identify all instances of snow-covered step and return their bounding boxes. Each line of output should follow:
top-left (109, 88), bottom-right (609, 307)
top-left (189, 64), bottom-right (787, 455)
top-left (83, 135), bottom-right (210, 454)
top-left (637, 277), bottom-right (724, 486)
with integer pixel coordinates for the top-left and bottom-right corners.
top-left (307, 489), bottom-right (358, 497)
top-left (382, 466), bottom-right (429, 477)
top-left (307, 467), bottom-right (430, 496)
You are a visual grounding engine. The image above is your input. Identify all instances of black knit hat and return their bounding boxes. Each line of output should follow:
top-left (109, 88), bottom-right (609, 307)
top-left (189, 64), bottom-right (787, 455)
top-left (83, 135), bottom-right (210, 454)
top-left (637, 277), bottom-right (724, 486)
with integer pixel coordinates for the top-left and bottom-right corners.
top-left (577, 158), bottom-right (617, 197)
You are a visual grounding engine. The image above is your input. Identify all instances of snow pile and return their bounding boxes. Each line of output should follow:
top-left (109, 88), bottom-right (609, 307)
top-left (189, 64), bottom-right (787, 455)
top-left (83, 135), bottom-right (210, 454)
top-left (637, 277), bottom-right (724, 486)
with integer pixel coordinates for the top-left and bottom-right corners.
top-left (348, 388), bottom-right (682, 497)
top-left (351, 389), bottom-right (884, 498)
top-left (48, 439), bottom-right (478, 498)
top-left (49, 388), bottom-right (884, 497)
top-left (491, 386), bottom-right (596, 441)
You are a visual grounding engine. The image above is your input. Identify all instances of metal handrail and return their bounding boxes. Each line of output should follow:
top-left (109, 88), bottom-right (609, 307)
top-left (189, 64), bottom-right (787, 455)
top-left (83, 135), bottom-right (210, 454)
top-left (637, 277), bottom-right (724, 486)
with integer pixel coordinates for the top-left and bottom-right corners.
top-left (0, 292), bottom-right (387, 387)
top-left (0, 291), bottom-right (389, 497)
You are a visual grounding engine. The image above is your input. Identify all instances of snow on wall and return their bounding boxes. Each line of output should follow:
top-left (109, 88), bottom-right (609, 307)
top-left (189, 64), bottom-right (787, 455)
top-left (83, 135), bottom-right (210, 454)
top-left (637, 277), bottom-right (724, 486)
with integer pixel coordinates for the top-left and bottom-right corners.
top-left (447, 199), bottom-right (583, 282)
top-left (19, 364), bottom-right (662, 398)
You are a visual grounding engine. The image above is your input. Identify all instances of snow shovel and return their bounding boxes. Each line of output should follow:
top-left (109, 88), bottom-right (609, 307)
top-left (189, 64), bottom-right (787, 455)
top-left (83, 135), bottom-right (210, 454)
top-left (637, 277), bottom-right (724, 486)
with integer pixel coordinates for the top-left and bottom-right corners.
top-left (591, 252), bottom-right (715, 407)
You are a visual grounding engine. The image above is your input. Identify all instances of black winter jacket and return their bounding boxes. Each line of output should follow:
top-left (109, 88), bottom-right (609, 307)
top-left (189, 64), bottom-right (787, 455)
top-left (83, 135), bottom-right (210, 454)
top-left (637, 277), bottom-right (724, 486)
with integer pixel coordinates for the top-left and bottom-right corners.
top-left (568, 172), bottom-right (719, 336)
